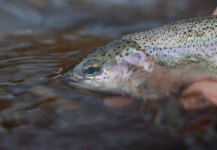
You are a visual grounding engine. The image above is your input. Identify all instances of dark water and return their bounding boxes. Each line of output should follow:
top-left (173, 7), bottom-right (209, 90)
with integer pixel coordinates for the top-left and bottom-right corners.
top-left (0, 0), bottom-right (217, 149)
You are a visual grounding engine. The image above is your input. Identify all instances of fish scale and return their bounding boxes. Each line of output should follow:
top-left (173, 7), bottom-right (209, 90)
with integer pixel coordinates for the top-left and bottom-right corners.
top-left (123, 16), bottom-right (217, 72)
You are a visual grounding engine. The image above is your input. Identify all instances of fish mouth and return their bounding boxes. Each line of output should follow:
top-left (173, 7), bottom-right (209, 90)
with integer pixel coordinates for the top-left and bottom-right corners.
top-left (61, 73), bottom-right (123, 96)
top-left (61, 73), bottom-right (89, 89)
top-left (61, 73), bottom-right (100, 91)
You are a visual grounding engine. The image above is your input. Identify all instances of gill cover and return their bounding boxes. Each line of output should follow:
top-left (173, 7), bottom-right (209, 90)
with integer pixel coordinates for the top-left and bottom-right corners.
top-left (116, 47), bottom-right (155, 72)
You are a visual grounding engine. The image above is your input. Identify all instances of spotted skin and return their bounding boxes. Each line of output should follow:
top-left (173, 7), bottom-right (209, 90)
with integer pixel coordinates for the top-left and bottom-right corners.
top-left (123, 16), bottom-right (217, 72)
top-left (63, 16), bottom-right (217, 98)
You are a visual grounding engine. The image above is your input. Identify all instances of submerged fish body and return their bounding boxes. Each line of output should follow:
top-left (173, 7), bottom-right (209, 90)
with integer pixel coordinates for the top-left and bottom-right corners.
top-left (63, 16), bottom-right (217, 99)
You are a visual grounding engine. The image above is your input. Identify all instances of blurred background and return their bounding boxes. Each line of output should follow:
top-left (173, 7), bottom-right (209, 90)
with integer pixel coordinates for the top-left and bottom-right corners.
top-left (0, 0), bottom-right (216, 35)
top-left (0, 0), bottom-right (217, 150)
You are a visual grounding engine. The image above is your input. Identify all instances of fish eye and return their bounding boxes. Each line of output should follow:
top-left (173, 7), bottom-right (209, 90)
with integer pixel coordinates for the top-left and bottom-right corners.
top-left (82, 60), bottom-right (101, 75)
top-left (84, 66), bottom-right (96, 74)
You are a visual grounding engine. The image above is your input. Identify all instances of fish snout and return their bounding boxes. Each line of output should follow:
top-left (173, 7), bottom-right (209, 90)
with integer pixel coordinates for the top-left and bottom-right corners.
top-left (61, 72), bottom-right (80, 86)
top-left (61, 73), bottom-right (72, 85)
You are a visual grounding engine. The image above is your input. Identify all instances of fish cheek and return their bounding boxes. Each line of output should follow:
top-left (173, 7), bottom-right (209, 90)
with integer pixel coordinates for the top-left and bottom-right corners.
top-left (119, 48), bottom-right (155, 72)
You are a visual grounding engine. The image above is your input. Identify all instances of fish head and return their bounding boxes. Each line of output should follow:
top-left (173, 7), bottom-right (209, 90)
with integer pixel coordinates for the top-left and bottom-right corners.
top-left (63, 39), bottom-right (154, 97)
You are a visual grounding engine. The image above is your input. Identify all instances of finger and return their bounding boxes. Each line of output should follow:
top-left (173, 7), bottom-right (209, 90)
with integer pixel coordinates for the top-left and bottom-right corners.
top-left (212, 7), bottom-right (217, 15)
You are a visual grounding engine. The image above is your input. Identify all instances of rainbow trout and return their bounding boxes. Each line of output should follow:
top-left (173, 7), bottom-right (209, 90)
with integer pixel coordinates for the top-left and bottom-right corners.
top-left (63, 16), bottom-right (217, 99)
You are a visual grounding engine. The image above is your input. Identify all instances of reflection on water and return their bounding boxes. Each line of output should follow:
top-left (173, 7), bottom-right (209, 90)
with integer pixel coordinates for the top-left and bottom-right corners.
top-left (0, 0), bottom-right (217, 149)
